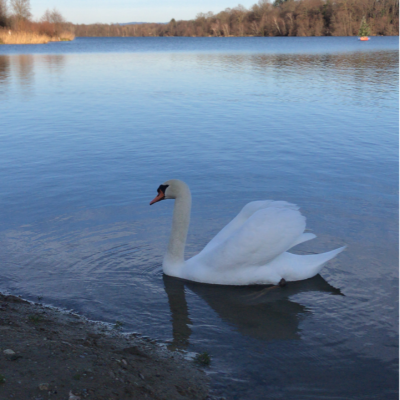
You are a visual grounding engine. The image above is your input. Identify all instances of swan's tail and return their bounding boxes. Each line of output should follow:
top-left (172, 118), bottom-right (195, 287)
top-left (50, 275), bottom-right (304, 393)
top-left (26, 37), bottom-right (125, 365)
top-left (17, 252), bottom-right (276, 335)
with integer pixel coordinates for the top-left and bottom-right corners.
top-left (278, 246), bottom-right (346, 282)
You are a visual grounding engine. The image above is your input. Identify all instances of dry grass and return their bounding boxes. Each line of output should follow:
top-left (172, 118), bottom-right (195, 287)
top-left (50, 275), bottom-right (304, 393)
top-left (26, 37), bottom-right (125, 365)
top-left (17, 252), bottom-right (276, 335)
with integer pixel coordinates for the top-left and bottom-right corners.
top-left (0, 30), bottom-right (50, 44)
top-left (0, 30), bottom-right (74, 45)
top-left (50, 32), bottom-right (75, 42)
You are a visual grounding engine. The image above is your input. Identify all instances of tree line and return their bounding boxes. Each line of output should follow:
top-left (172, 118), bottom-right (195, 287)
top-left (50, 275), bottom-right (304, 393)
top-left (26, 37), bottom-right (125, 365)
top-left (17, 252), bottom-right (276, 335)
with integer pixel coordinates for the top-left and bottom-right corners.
top-left (0, 0), bottom-right (68, 37)
top-left (73, 0), bottom-right (398, 37)
top-left (1, 0), bottom-right (398, 38)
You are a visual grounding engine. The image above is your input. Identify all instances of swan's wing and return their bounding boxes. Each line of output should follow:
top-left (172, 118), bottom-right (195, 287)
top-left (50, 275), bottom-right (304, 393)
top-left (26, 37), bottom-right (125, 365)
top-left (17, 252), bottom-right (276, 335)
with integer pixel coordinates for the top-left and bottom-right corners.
top-left (192, 204), bottom-right (306, 273)
top-left (289, 232), bottom-right (316, 248)
top-left (203, 200), bottom-right (299, 252)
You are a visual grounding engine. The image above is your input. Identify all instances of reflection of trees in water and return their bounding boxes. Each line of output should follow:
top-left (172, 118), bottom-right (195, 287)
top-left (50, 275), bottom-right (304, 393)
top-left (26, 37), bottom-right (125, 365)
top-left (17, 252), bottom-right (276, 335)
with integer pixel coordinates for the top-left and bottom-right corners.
top-left (0, 55), bottom-right (10, 88)
top-left (196, 51), bottom-right (397, 79)
top-left (195, 51), bottom-right (398, 104)
top-left (0, 54), bottom-right (66, 88)
top-left (163, 274), bottom-right (342, 350)
top-left (13, 55), bottom-right (34, 87)
top-left (42, 54), bottom-right (65, 72)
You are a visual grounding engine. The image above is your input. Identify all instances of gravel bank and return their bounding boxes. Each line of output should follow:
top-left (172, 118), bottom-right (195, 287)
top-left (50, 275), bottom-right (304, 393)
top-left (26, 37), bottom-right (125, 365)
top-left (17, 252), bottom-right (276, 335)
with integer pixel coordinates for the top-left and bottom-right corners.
top-left (0, 293), bottom-right (210, 400)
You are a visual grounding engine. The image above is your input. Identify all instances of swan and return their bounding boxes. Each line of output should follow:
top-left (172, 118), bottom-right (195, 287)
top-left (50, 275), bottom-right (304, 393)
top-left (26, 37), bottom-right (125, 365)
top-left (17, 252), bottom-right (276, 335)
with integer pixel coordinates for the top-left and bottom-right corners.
top-left (150, 179), bottom-right (345, 286)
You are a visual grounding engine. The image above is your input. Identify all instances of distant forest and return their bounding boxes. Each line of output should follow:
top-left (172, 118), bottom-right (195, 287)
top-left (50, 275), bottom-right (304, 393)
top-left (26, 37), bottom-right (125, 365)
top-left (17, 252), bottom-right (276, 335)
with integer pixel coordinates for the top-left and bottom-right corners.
top-left (73, 0), bottom-right (399, 37)
top-left (0, 0), bottom-right (398, 38)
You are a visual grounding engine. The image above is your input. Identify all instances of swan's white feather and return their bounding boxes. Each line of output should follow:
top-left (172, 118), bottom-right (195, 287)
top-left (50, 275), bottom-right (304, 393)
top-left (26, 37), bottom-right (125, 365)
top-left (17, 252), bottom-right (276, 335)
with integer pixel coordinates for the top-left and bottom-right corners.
top-left (203, 200), bottom-right (298, 252)
top-left (289, 232), bottom-right (317, 248)
top-left (191, 202), bottom-right (306, 271)
top-left (183, 202), bottom-right (329, 284)
top-left (184, 246), bottom-right (345, 286)
top-left (157, 179), bottom-right (345, 286)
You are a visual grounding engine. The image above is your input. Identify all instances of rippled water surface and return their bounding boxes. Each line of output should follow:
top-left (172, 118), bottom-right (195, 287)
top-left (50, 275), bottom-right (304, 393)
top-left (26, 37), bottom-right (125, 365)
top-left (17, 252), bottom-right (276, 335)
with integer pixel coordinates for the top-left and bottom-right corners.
top-left (0, 37), bottom-right (398, 399)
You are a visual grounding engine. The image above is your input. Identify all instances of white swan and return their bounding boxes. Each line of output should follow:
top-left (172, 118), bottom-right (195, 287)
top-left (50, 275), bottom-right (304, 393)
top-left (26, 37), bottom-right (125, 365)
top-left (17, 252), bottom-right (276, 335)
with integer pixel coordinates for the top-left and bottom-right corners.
top-left (150, 179), bottom-right (345, 286)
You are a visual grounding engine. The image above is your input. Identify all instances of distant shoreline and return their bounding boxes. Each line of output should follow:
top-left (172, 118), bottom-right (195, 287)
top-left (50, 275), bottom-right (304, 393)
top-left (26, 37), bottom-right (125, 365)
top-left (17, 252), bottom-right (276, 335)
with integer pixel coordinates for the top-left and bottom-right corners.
top-left (70, 0), bottom-right (398, 39)
top-left (0, 33), bottom-right (396, 46)
top-left (0, 0), bottom-right (397, 44)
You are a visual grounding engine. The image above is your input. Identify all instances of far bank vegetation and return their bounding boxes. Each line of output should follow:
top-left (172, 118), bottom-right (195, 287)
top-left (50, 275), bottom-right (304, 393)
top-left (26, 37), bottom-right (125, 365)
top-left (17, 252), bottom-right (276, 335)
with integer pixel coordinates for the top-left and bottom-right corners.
top-left (73, 0), bottom-right (398, 37)
top-left (0, 0), bottom-right (397, 42)
top-left (0, 0), bottom-right (74, 44)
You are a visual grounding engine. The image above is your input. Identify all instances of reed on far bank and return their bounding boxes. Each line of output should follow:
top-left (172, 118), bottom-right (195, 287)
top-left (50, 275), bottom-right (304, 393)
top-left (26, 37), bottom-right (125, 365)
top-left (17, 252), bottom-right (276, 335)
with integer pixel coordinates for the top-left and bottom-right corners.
top-left (50, 31), bottom-right (75, 42)
top-left (0, 29), bottom-right (75, 44)
top-left (0, 29), bottom-right (48, 44)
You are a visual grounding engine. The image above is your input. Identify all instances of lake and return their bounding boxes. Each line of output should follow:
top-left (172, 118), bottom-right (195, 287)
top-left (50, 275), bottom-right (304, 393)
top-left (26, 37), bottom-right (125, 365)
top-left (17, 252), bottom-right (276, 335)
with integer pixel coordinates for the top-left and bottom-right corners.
top-left (0, 36), bottom-right (398, 399)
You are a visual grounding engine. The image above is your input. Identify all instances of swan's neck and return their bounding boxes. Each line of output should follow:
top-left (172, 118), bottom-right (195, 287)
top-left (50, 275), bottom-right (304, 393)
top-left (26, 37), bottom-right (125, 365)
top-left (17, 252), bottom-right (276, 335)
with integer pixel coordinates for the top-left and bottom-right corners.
top-left (163, 186), bottom-right (191, 275)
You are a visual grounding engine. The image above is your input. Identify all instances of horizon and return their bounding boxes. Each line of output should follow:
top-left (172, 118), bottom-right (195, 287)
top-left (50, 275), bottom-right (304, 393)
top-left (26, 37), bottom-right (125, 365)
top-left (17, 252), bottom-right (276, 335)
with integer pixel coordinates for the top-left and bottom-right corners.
top-left (31, 0), bottom-right (259, 25)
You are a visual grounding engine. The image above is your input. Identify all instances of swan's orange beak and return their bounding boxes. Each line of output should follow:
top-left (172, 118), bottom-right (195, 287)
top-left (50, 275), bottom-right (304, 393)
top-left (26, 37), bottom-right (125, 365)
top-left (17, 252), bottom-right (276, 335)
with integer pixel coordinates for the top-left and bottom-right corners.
top-left (150, 191), bottom-right (165, 205)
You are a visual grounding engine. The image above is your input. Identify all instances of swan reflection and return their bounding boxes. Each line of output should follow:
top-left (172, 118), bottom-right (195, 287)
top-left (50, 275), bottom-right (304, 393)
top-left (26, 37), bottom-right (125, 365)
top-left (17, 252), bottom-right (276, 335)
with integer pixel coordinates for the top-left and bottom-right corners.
top-left (163, 275), bottom-right (342, 349)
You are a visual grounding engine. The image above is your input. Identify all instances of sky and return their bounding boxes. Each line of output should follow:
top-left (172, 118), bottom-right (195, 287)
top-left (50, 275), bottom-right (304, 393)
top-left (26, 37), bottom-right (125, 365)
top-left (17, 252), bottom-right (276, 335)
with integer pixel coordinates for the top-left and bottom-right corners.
top-left (31, 0), bottom-right (260, 24)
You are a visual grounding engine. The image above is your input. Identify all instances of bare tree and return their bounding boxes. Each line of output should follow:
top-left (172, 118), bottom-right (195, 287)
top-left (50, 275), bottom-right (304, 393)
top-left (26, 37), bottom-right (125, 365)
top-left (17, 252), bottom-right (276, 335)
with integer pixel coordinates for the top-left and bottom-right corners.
top-left (10, 0), bottom-right (30, 20)
top-left (41, 8), bottom-right (65, 24)
top-left (0, 0), bottom-right (8, 27)
top-left (41, 8), bottom-right (65, 34)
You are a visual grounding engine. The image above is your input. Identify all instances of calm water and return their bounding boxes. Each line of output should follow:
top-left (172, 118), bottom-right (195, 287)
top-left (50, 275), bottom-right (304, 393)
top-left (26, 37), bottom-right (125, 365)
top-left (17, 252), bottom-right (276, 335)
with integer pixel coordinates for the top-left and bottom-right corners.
top-left (0, 37), bottom-right (398, 399)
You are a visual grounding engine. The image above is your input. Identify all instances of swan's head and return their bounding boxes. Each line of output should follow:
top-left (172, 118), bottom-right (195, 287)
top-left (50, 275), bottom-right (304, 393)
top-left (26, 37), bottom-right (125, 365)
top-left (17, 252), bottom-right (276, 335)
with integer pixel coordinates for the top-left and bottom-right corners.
top-left (149, 179), bottom-right (190, 205)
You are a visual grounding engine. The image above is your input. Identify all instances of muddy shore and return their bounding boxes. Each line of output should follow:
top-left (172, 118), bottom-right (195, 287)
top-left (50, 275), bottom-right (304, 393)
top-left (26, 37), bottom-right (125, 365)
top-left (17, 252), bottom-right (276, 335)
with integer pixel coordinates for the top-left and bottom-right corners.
top-left (0, 293), bottom-right (211, 400)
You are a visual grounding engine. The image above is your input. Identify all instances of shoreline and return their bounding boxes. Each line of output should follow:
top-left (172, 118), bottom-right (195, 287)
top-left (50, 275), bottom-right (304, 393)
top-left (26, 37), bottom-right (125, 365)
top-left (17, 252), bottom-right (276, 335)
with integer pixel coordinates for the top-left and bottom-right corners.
top-left (0, 292), bottom-right (210, 399)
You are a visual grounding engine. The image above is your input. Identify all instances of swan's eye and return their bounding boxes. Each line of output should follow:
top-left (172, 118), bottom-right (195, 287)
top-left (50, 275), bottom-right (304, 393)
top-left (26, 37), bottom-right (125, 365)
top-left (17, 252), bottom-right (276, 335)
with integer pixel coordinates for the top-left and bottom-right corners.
top-left (157, 184), bottom-right (169, 195)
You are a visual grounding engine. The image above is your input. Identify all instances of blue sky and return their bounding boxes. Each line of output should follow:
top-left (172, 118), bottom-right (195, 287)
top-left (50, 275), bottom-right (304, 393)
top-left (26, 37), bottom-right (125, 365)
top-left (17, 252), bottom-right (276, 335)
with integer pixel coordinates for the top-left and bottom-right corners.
top-left (31, 0), bottom-right (259, 24)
